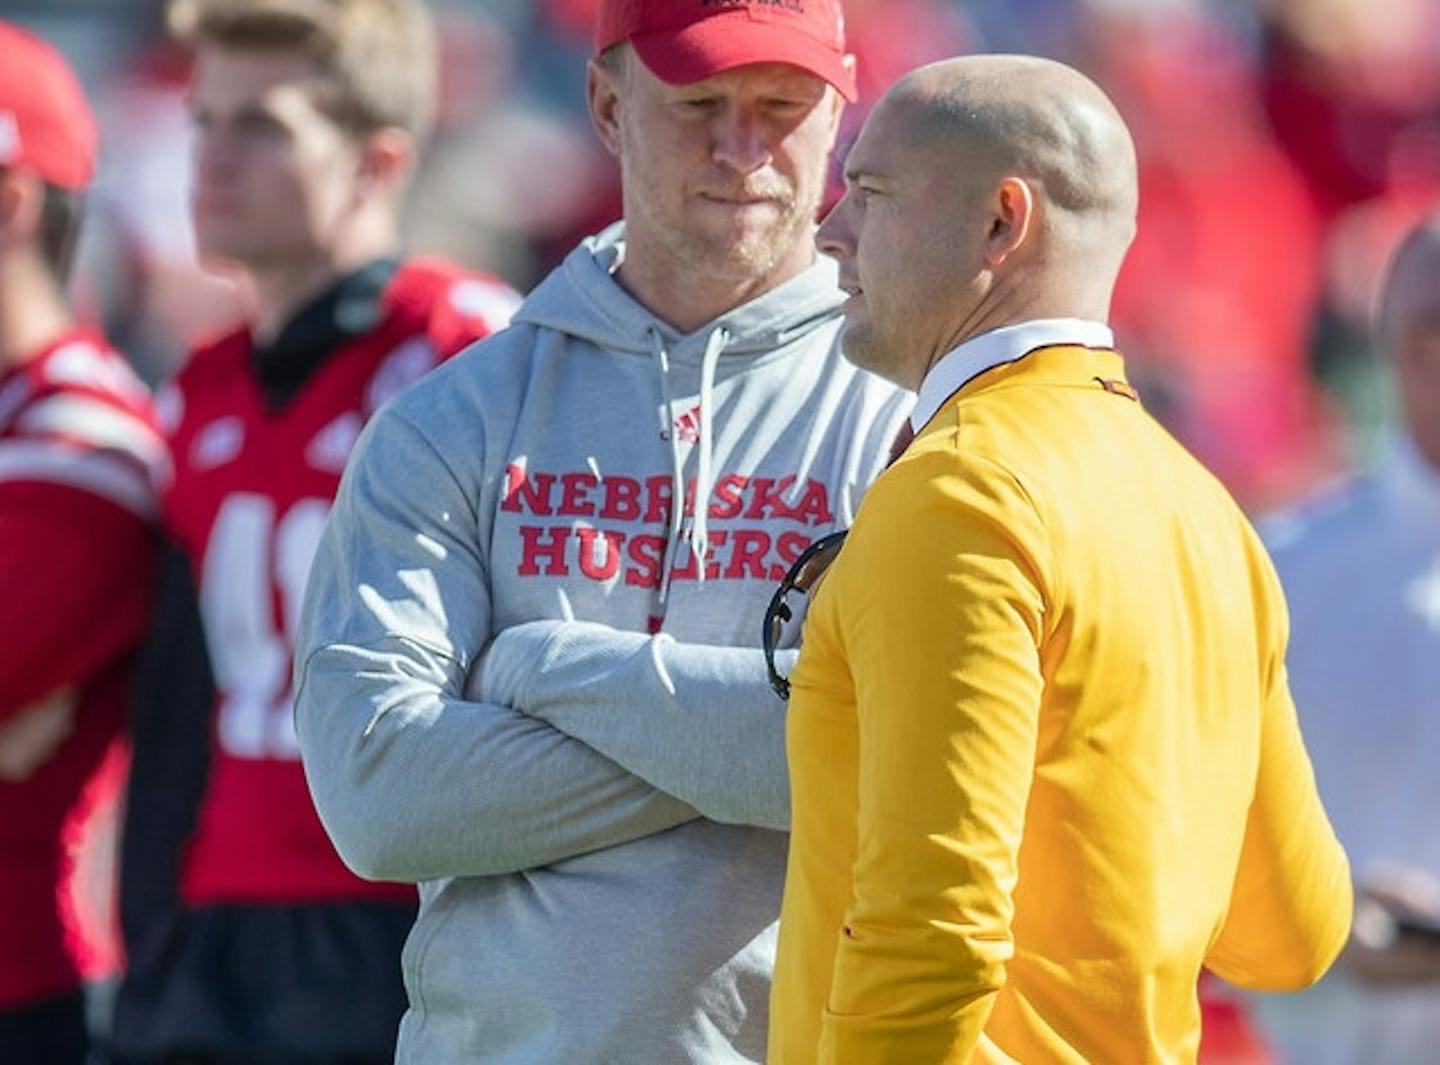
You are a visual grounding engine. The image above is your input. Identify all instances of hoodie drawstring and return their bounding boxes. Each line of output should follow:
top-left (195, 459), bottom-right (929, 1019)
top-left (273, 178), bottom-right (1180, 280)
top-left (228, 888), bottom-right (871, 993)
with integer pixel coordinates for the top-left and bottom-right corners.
top-left (648, 324), bottom-right (730, 611)
top-left (690, 326), bottom-right (728, 583)
top-left (649, 328), bottom-right (686, 607)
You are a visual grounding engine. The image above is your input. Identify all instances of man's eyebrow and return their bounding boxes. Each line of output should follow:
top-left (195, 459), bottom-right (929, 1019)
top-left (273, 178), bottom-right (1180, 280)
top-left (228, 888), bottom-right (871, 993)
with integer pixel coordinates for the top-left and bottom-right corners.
top-left (843, 165), bottom-right (890, 186)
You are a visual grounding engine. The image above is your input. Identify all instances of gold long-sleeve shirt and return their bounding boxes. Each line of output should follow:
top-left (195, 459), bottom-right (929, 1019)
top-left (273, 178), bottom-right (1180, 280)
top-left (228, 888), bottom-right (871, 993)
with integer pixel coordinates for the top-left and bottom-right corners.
top-left (770, 345), bottom-right (1352, 1064)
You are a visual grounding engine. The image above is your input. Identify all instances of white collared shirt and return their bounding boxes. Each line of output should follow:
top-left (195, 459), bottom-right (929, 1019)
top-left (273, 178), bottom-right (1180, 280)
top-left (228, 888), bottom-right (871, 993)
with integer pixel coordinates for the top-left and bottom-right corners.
top-left (910, 318), bottom-right (1115, 433)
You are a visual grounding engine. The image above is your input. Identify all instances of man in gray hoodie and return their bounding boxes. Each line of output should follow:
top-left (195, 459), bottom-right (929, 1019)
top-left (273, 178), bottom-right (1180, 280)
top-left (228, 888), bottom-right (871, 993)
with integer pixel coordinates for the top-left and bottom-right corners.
top-left (293, 1), bottom-right (910, 1061)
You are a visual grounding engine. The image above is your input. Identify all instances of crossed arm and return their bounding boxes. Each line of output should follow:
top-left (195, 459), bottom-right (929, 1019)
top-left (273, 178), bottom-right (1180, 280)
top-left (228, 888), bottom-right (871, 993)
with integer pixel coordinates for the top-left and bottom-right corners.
top-left (476, 620), bottom-right (794, 830)
top-left (293, 409), bottom-right (791, 884)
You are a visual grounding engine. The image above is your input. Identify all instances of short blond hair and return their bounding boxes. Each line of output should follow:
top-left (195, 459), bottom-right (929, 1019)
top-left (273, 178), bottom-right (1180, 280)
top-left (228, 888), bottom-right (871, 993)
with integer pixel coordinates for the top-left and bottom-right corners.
top-left (170, 0), bottom-right (436, 141)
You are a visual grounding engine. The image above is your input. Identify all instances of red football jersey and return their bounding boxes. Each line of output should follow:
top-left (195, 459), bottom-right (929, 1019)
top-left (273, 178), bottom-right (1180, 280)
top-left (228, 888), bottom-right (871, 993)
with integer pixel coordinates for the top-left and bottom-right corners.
top-left (0, 328), bottom-right (163, 1007)
top-left (160, 258), bottom-right (517, 906)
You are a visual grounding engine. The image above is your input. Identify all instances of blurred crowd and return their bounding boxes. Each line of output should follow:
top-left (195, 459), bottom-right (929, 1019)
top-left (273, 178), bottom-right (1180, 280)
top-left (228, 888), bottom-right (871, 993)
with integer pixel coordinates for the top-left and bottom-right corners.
top-left (2, 2), bottom-right (1439, 1063)
top-left (9, 0), bottom-right (1440, 508)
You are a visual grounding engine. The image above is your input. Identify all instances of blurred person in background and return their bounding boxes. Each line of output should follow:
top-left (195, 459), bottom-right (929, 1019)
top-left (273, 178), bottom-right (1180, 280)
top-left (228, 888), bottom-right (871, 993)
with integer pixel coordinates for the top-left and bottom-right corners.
top-left (0, 20), bottom-right (164, 1065)
top-left (80, 20), bottom-right (250, 386)
top-left (292, 0), bottom-right (910, 1060)
top-left (107, 2), bottom-right (517, 1063)
top-left (1257, 0), bottom-right (1440, 459)
top-left (1255, 208), bottom-right (1440, 1064)
top-left (1257, 0), bottom-right (1440, 225)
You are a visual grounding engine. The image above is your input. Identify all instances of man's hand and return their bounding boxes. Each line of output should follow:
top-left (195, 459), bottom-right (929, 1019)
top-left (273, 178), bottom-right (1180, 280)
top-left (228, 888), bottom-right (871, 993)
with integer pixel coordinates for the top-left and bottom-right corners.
top-left (1344, 863), bottom-right (1440, 986)
top-left (0, 687), bottom-right (79, 781)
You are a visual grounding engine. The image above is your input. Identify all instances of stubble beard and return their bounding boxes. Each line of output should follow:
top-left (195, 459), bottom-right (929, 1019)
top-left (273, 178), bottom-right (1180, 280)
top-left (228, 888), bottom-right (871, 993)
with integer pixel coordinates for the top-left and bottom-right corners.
top-left (703, 195), bottom-right (814, 282)
top-left (654, 180), bottom-right (821, 286)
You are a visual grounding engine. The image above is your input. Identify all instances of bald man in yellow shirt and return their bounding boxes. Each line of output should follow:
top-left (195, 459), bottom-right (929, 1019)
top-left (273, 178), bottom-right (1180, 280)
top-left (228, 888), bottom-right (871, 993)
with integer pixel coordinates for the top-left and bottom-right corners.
top-left (768, 55), bottom-right (1352, 1064)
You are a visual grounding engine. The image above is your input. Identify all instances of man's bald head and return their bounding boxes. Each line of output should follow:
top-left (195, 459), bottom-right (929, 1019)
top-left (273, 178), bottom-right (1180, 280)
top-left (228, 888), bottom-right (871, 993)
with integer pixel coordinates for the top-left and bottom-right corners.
top-left (1376, 211), bottom-right (1440, 471)
top-left (883, 54), bottom-right (1138, 241)
top-left (817, 54), bottom-right (1140, 389)
top-left (1378, 211), bottom-right (1440, 349)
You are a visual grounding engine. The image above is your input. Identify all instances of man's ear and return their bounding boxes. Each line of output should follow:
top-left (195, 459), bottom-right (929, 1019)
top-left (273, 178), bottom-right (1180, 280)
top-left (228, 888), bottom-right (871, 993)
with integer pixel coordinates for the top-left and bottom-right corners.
top-left (0, 168), bottom-right (46, 246)
top-left (587, 58), bottom-right (624, 159)
top-left (355, 127), bottom-right (415, 200)
top-left (985, 176), bottom-right (1035, 266)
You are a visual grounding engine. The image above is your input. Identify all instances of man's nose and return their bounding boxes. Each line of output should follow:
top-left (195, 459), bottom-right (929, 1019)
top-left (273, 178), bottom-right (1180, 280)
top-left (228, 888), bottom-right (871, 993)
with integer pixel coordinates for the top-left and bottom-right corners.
top-left (815, 199), bottom-right (852, 260)
top-left (195, 128), bottom-right (238, 178)
top-left (712, 110), bottom-right (771, 175)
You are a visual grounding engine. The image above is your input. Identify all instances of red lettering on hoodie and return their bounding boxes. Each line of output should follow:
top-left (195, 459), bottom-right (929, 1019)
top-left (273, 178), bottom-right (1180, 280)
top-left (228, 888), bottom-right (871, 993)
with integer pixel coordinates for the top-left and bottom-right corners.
top-left (772, 530), bottom-right (811, 580)
top-left (671, 538), bottom-right (699, 580)
top-left (672, 531), bottom-right (727, 582)
top-left (724, 529), bottom-right (771, 580)
top-left (709, 474), bottom-right (748, 519)
top-left (745, 476), bottom-right (797, 521)
top-left (518, 526), bottom-right (570, 575)
top-left (645, 475), bottom-right (674, 524)
top-left (501, 464), bottom-right (555, 516)
top-left (577, 527), bottom-right (625, 580)
top-left (599, 476), bottom-right (642, 521)
top-left (626, 534), bottom-right (665, 588)
top-left (558, 472), bottom-right (599, 517)
top-left (789, 479), bottom-right (834, 526)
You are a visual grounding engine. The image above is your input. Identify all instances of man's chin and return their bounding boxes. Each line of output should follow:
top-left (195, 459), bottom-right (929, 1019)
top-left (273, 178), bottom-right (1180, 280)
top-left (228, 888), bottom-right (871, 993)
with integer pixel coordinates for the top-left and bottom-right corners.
top-left (194, 229), bottom-right (254, 266)
top-left (691, 234), bottom-right (795, 282)
top-left (699, 205), bottom-right (807, 252)
top-left (839, 329), bottom-right (888, 377)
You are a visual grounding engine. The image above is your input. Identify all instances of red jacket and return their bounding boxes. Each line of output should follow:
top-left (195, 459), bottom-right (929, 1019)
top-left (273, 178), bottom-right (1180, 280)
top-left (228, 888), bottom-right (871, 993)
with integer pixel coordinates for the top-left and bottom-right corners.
top-left (158, 258), bottom-right (517, 905)
top-left (0, 328), bottom-right (162, 1007)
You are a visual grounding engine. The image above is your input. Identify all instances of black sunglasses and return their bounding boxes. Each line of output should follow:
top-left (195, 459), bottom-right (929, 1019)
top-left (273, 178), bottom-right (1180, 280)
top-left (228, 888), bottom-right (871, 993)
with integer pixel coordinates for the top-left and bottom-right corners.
top-left (762, 530), bottom-right (848, 700)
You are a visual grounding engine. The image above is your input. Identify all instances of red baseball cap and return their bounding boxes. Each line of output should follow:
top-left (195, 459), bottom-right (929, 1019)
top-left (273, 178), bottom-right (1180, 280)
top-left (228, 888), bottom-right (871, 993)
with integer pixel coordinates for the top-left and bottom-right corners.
top-left (596, 0), bottom-right (857, 102)
top-left (0, 21), bottom-right (98, 190)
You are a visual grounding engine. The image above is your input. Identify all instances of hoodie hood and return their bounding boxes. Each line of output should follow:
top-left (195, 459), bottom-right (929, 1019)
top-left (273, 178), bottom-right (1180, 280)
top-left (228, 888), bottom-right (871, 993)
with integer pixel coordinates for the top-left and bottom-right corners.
top-left (514, 222), bottom-right (846, 365)
top-left (514, 222), bottom-right (852, 602)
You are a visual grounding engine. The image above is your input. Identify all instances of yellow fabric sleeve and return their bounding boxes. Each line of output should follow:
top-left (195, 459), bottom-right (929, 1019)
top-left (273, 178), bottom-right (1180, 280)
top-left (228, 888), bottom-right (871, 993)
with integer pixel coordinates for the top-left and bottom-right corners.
top-left (818, 448), bottom-right (1050, 1064)
top-left (1206, 545), bottom-right (1352, 990)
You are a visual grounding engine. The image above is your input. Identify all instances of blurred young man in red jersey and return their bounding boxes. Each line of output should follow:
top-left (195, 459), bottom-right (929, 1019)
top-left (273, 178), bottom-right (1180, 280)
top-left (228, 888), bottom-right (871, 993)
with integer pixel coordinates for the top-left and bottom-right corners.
top-left (0, 21), bottom-right (165, 1065)
top-left (108, 2), bottom-right (518, 1063)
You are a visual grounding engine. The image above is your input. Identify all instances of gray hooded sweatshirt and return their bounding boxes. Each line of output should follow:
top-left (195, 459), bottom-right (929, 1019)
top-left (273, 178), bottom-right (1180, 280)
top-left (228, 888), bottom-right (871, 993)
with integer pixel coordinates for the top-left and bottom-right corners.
top-left (294, 224), bottom-right (910, 1063)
